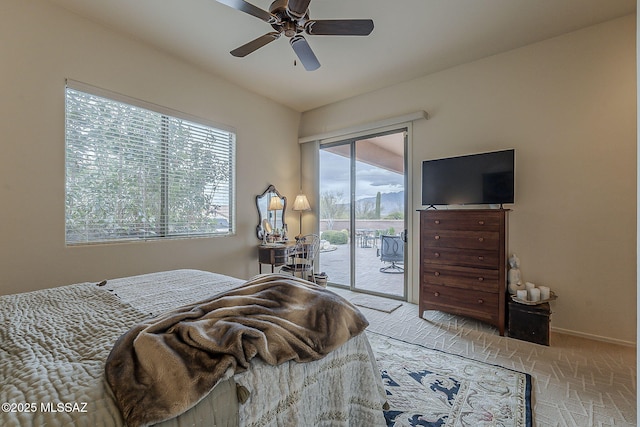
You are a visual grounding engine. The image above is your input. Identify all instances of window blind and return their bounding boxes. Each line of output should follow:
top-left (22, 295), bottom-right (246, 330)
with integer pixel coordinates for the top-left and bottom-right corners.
top-left (65, 82), bottom-right (235, 244)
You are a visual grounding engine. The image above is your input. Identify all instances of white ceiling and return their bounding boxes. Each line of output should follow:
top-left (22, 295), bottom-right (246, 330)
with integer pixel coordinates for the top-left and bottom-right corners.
top-left (45, 0), bottom-right (635, 112)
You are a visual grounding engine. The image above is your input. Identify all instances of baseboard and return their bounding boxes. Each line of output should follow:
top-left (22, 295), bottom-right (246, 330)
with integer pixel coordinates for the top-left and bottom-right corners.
top-left (551, 326), bottom-right (636, 348)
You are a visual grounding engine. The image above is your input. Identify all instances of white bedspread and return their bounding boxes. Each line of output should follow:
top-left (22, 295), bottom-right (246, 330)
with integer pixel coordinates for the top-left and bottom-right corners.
top-left (0, 269), bottom-right (386, 427)
top-left (236, 331), bottom-right (385, 426)
top-left (0, 282), bottom-right (142, 427)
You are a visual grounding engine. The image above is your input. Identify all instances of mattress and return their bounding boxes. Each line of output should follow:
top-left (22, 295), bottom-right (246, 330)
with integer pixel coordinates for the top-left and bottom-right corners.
top-left (0, 269), bottom-right (386, 426)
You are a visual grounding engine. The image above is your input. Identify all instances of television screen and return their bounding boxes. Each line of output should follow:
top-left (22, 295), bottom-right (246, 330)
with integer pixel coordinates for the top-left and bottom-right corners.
top-left (421, 149), bottom-right (515, 206)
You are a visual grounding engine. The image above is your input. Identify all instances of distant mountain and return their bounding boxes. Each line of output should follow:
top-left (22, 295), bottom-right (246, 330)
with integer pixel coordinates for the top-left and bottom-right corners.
top-left (356, 191), bottom-right (404, 216)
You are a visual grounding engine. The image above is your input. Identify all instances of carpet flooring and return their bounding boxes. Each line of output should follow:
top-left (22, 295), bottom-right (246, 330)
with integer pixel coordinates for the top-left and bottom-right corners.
top-left (333, 287), bottom-right (636, 427)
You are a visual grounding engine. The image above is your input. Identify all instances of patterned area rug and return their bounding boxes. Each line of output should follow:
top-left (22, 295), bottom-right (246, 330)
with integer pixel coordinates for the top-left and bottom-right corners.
top-left (368, 331), bottom-right (532, 427)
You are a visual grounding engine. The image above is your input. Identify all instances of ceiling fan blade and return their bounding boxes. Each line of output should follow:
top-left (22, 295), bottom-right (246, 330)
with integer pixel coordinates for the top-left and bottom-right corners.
top-left (231, 32), bottom-right (281, 57)
top-left (216, 0), bottom-right (278, 24)
top-left (286, 0), bottom-right (311, 19)
top-left (306, 19), bottom-right (374, 36)
top-left (290, 35), bottom-right (320, 71)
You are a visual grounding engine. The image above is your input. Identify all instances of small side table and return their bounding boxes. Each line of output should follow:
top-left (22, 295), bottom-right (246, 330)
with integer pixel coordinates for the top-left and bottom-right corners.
top-left (258, 243), bottom-right (294, 273)
top-left (508, 300), bottom-right (551, 346)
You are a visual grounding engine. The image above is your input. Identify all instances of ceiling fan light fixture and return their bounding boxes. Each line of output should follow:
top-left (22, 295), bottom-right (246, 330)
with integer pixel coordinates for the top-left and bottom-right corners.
top-left (282, 21), bottom-right (298, 37)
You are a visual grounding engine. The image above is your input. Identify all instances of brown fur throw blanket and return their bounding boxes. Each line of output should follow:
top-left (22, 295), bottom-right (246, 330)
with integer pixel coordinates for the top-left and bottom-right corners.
top-left (104, 273), bottom-right (369, 427)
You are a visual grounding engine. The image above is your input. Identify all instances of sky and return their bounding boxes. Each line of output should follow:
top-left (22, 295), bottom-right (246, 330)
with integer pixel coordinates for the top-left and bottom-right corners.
top-left (319, 149), bottom-right (404, 202)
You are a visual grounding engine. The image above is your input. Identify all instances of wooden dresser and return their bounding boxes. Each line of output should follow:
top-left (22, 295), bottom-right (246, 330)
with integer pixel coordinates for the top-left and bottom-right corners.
top-left (419, 209), bottom-right (508, 335)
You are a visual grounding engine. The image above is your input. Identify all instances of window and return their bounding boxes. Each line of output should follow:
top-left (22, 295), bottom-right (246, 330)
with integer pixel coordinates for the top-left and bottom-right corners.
top-left (65, 80), bottom-right (235, 244)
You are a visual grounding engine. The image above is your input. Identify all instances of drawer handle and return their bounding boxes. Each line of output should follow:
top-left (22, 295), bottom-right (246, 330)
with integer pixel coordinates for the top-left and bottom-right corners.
top-left (478, 237), bottom-right (484, 242)
top-left (478, 256), bottom-right (484, 261)
top-left (434, 292), bottom-right (440, 297)
top-left (434, 252), bottom-right (440, 258)
top-left (478, 220), bottom-right (485, 225)
top-left (434, 235), bottom-right (440, 240)
top-left (434, 220), bottom-right (440, 225)
top-left (477, 277), bottom-right (484, 281)
top-left (434, 272), bottom-right (440, 277)
top-left (477, 299), bottom-right (484, 304)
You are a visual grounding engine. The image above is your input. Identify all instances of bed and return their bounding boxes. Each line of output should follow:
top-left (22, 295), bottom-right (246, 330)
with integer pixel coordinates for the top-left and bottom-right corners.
top-left (0, 269), bottom-right (386, 427)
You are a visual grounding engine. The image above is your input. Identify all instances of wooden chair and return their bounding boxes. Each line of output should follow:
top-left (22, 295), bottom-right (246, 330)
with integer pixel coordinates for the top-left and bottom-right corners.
top-left (281, 234), bottom-right (321, 282)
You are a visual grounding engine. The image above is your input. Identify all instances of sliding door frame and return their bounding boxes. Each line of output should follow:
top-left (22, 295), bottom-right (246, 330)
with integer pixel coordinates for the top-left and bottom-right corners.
top-left (318, 125), bottom-right (411, 301)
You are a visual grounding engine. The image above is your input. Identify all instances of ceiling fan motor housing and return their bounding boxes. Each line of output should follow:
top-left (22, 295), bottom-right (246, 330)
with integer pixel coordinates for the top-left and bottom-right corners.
top-left (269, 0), bottom-right (308, 36)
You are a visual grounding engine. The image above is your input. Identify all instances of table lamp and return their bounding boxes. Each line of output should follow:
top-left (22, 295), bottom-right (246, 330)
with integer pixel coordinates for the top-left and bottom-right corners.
top-left (292, 193), bottom-right (311, 239)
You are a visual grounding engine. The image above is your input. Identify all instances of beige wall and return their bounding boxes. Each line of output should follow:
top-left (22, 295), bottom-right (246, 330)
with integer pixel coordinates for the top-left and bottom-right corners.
top-left (300, 15), bottom-right (637, 344)
top-left (0, 0), bottom-right (301, 294)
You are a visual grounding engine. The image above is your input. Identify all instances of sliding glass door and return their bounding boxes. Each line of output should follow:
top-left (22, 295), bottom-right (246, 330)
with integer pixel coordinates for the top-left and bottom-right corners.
top-left (318, 130), bottom-right (407, 299)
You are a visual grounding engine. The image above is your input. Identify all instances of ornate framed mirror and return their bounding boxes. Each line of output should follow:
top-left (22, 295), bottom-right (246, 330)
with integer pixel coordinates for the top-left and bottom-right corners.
top-left (256, 185), bottom-right (287, 240)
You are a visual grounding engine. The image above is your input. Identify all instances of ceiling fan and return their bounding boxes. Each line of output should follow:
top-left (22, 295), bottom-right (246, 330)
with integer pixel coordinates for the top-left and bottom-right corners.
top-left (216, 0), bottom-right (374, 71)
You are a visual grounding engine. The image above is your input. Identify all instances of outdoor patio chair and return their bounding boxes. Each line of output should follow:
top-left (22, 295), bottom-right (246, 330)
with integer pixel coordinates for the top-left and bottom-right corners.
top-left (281, 234), bottom-right (321, 282)
top-left (378, 234), bottom-right (404, 274)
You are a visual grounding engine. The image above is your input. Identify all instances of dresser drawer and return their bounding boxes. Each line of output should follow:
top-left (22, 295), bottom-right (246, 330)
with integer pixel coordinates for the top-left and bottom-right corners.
top-left (422, 265), bottom-right (500, 292)
top-left (421, 211), bottom-right (502, 232)
top-left (422, 246), bottom-right (501, 269)
top-left (421, 283), bottom-right (499, 322)
top-left (422, 229), bottom-right (500, 250)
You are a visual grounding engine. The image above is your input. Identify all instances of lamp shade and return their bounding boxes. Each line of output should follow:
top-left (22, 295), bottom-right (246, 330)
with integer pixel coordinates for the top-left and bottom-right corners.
top-left (268, 195), bottom-right (284, 211)
top-left (292, 194), bottom-right (311, 211)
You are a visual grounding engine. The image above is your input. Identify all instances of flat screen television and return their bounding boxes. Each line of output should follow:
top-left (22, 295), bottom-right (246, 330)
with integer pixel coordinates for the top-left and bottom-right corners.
top-left (421, 149), bottom-right (515, 206)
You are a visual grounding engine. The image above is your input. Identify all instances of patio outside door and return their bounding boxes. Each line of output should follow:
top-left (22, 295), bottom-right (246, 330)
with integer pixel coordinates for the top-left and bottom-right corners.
top-left (318, 130), bottom-right (407, 299)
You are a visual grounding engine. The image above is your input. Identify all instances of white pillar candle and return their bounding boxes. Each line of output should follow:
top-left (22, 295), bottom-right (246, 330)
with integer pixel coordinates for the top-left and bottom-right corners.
top-left (529, 287), bottom-right (541, 302)
top-left (525, 282), bottom-right (536, 291)
top-left (516, 289), bottom-right (528, 301)
top-left (539, 286), bottom-right (551, 300)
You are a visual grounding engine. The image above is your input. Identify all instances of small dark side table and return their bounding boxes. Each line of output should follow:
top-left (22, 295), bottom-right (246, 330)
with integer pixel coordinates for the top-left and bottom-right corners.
top-left (507, 300), bottom-right (551, 346)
